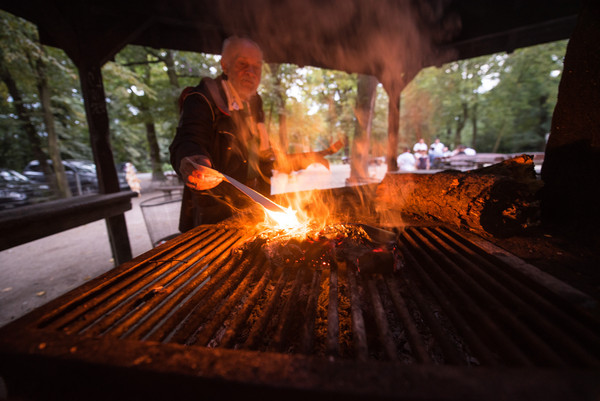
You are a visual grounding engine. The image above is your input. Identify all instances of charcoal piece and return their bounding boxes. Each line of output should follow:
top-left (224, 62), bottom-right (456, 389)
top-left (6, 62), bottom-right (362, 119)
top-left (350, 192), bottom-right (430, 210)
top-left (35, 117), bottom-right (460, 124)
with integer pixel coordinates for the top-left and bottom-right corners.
top-left (356, 248), bottom-right (394, 275)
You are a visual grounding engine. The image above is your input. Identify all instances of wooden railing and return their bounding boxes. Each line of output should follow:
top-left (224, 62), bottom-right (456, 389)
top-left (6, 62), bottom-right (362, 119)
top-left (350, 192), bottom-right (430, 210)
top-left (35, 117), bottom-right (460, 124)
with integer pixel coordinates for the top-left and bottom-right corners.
top-left (0, 191), bottom-right (137, 263)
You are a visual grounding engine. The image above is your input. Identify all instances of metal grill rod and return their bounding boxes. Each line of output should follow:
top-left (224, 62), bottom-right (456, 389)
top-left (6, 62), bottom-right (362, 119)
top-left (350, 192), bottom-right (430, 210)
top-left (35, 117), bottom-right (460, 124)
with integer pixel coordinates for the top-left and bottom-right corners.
top-left (407, 228), bottom-right (564, 367)
top-left (144, 232), bottom-right (248, 343)
top-left (191, 251), bottom-right (268, 347)
top-left (420, 227), bottom-right (600, 368)
top-left (242, 263), bottom-right (292, 350)
top-left (299, 267), bottom-right (323, 355)
top-left (435, 226), bottom-right (600, 357)
top-left (401, 232), bottom-right (501, 366)
top-left (39, 227), bottom-right (217, 331)
top-left (365, 275), bottom-right (397, 360)
top-left (270, 264), bottom-right (306, 352)
top-left (327, 258), bottom-right (340, 357)
top-left (384, 277), bottom-right (433, 364)
top-left (89, 229), bottom-right (243, 339)
top-left (346, 265), bottom-right (368, 361)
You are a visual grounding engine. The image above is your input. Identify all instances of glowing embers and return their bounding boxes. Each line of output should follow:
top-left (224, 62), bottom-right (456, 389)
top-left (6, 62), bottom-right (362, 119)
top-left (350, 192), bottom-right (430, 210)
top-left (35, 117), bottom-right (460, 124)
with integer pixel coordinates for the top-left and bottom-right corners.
top-left (248, 223), bottom-right (403, 274)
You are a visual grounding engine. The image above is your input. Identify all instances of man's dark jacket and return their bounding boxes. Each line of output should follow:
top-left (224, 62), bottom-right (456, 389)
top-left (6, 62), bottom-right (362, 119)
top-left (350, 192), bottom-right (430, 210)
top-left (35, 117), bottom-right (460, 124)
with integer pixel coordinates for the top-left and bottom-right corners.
top-left (169, 75), bottom-right (271, 232)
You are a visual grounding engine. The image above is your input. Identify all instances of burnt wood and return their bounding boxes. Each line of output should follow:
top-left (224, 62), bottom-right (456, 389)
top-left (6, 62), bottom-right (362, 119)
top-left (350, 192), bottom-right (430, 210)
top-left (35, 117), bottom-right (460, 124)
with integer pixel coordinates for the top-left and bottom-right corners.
top-left (376, 155), bottom-right (542, 237)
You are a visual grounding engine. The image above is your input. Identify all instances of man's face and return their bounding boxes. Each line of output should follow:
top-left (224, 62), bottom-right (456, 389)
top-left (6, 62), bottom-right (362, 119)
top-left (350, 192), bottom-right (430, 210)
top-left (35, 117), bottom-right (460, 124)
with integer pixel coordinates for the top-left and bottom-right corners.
top-left (222, 42), bottom-right (263, 101)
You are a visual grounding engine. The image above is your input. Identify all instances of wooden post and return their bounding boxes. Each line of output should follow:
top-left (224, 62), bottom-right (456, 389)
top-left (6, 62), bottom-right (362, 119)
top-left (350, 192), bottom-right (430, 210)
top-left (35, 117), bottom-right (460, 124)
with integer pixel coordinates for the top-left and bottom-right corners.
top-left (350, 74), bottom-right (378, 182)
top-left (386, 84), bottom-right (401, 172)
top-left (78, 62), bottom-right (132, 265)
top-left (541, 0), bottom-right (600, 239)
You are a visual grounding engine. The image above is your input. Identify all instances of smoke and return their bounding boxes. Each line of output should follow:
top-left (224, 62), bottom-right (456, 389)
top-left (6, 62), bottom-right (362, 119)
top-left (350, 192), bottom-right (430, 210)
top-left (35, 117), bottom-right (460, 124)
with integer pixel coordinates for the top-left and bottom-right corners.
top-left (205, 0), bottom-right (462, 228)
top-left (215, 0), bottom-right (460, 88)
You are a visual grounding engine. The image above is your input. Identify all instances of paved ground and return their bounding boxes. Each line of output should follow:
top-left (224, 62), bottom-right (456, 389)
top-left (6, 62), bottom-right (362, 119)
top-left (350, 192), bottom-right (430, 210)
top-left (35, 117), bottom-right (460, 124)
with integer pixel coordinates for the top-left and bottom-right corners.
top-left (0, 164), bottom-right (387, 328)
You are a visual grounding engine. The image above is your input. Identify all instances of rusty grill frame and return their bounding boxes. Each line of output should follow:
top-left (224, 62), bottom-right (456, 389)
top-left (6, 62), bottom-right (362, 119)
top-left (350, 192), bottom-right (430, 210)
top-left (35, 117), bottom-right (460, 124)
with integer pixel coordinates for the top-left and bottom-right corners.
top-left (1, 222), bottom-right (600, 400)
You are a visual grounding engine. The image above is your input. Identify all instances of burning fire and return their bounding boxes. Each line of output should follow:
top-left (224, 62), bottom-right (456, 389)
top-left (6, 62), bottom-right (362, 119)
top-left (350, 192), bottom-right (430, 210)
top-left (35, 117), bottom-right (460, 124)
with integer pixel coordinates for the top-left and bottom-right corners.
top-left (257, 188), bottom-right (335, 240)
top-left (264, 207), bottom-right (301, 230)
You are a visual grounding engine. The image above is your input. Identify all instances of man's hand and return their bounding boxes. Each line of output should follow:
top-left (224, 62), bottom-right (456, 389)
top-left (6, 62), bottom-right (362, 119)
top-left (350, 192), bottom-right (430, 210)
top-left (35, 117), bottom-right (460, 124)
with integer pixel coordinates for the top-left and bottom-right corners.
top-left (180, 155), bottom-right (224, 190)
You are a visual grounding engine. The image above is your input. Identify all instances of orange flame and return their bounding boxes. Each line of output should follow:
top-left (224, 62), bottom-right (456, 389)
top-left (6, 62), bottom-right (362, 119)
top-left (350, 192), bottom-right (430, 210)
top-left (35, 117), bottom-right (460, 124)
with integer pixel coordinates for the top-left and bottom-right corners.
top-left (264, 206), bottom-right (301, 230)
top-left (254, 186), bottom-right (339, 242)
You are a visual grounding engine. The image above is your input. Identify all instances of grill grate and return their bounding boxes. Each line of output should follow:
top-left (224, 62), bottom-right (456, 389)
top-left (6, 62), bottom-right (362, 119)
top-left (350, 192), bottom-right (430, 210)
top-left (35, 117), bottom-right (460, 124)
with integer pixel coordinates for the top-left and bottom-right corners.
top-left (31, 224), bottom-right (600, 368)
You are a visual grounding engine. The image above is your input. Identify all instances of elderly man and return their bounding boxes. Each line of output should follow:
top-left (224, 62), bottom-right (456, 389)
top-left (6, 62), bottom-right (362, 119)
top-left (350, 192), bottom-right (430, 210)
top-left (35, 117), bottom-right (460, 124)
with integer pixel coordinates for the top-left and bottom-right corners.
top-left (169, 36), bottom-right (271, 231)
top-left (170, 36), bottom-right (336, 232)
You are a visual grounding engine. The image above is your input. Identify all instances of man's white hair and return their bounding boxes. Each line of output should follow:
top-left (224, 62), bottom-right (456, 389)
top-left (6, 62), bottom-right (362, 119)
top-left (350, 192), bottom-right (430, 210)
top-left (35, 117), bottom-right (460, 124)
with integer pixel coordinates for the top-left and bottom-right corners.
top-left (221, 36), bottom-right (263, 67)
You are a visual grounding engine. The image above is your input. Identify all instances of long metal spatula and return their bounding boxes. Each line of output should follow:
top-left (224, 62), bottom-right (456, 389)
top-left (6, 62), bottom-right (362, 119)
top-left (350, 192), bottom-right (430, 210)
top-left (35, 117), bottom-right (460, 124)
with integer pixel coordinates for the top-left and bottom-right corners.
top-left (187, 160), bottom-right (288, 214)
top-left (221, 173), bottom-right (288, 214)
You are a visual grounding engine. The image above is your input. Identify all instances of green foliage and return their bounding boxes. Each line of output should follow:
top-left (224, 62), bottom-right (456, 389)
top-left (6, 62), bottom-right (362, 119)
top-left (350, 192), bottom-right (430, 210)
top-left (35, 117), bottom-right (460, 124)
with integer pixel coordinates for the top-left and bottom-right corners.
top-left (400, 40), bottom-right (566, 153)
top-left (0, 10), bottom-right (90, 169)
top-left (260, 65), bottom-right (358, 154)
top-left (104, 46), bottom-right (220, 171)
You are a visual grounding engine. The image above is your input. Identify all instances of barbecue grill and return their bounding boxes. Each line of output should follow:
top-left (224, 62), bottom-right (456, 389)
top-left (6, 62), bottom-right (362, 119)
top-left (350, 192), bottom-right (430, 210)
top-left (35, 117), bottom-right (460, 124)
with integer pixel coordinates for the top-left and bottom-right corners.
top-left (1, 188), bottom-right (599, 401)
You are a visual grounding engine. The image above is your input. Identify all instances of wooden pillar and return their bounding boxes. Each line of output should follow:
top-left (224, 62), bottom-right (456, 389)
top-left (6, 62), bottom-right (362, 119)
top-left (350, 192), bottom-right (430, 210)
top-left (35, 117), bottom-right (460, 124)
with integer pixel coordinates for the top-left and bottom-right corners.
top-left (541, 0), bottom-right (600, 240)
top-left (78, 62), bottom-right (132, 264)
top-left (349, 74), bottom-right (378, 182)
top-left (386, 85), bottom-right (401, 172)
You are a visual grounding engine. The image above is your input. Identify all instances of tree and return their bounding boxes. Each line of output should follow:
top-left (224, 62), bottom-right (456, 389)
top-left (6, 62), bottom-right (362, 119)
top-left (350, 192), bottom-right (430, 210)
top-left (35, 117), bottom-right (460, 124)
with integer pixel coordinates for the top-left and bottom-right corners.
top-left (106, 46), bottom-right (220, 175)
top-left (0, 11), bottom-right (80, 197)
top-left (34, 46), bottom-right (71, 196)
top-left (400, 40), bottom-right (566, 154)
top-left (261, 63), bottom-right (298, 152)
top-left (113, 47), bottom-right (166, 181)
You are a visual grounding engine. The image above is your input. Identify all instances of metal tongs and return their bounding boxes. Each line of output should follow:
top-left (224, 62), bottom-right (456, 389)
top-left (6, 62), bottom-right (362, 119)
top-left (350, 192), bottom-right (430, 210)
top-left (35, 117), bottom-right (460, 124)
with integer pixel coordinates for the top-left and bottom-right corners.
top-left (220, 173), bottom-right (288, 214)
top-left (189, 162), bottom-right (288, 214)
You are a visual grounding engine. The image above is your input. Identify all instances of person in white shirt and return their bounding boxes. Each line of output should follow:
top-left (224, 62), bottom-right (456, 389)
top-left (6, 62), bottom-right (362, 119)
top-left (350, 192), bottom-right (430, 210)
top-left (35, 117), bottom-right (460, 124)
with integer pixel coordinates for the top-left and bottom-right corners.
top-left (397, 147), bottom-right (417, 171)
top-left (413, 138), bottom-right (429, 170)
top-left (428, 138), bottom-right (445, 168)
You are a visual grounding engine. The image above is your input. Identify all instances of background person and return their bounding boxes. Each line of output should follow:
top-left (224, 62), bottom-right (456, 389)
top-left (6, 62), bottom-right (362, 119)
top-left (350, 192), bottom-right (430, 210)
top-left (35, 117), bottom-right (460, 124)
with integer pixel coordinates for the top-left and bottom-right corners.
top-left (125, 162), bottom-right (141, 195)
top-left (397, 147), bottom-right (417, 171)
top-left (413, 138), bottom-right (429, 170)
top-left (428, 138), bottom-right (445, 168)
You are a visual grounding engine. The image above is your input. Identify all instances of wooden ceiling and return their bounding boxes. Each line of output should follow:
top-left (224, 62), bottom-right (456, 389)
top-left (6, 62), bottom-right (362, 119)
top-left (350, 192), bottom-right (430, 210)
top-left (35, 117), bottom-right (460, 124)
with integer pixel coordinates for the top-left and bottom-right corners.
top-left (0, 0), bottom-right (581, 86)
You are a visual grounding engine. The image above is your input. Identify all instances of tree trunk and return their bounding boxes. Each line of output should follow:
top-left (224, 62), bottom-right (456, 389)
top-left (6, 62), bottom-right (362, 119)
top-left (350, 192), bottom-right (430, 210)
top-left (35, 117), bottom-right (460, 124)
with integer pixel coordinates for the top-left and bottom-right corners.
top-left (471, 102), bottom-right (478, 149)
top-left (278, 112), bottom-right (288, 152)
top-left (145, 119), bottom-right (164, 182)
top-left (350, 74), bottom-right (378, 181)
top-left (0, 48), bottom-right (55, 195)
top-left (162, 49), bottom-right (180, 114)
top-left (385, 84), bottom-right (401, 171)
top-left (491, 122), bottom-right (506, 153)
top-left (537, 94), bottom-right (549, 150)
top-left (269, 63), bottom-right (289, 153)
top-left (453, 102), bottom-right (468, 148)
top-left (141, 63), bottom-right (164, 182)
top-left (36, 54), bottom-right (72, 197)
top-left (327, 91), bottom-right (337, 144)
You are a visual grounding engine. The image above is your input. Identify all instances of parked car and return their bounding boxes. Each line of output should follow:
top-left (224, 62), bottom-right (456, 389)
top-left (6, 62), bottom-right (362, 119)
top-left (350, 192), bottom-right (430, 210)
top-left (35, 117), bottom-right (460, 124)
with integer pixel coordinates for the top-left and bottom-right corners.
top-left (68, 159), bottom-right (132, 191)
top-left (23, 159), bottom-right (99, 195)
top-left (0, 168), bottom-right (52, 210)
